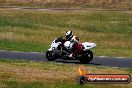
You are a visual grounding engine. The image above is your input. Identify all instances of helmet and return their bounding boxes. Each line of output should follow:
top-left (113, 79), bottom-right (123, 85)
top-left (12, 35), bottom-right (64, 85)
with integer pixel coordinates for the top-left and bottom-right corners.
top-left (66, 31), bottom-right (73, 40)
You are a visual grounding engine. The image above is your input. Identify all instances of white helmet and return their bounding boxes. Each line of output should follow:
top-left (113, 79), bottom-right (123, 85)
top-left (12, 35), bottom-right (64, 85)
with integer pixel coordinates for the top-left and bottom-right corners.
top-left (66, 31), bottom-right (73, 40)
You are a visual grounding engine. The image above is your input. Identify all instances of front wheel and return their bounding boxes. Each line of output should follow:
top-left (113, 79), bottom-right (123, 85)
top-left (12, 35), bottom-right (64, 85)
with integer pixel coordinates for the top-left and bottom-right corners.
top-left (46, 51), bottom-right (57, 61)
top-left (79, 50), bottom-right (93, 64)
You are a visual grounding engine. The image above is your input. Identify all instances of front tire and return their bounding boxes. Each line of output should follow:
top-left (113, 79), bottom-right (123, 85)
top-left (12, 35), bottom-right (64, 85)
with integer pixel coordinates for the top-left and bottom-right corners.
top-left (79, 50), bottom-right (93, 64)
top-left (46, 51), bottom-right (57, 61)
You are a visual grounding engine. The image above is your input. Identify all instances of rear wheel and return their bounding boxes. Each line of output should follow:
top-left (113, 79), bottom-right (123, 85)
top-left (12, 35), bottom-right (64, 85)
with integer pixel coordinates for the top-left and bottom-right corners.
top-left (46, 51), bottom-right (57, 61)
top-left (79, 50), bottom-right (93, 64)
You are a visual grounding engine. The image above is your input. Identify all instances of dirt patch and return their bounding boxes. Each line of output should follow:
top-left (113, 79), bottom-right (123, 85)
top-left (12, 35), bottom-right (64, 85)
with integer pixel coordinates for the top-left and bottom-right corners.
top-left (0, 64), bottom-right (76, 82)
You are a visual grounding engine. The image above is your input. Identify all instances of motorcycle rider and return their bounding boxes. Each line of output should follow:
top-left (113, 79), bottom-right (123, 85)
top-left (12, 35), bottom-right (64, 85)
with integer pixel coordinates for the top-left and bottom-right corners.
top-left (65, 31), bottom-right (80, 58)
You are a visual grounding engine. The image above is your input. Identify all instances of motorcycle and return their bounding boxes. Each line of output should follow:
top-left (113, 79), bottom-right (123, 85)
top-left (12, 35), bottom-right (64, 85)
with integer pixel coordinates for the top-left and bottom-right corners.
top-left (46, 37), bottom-right (96, 64)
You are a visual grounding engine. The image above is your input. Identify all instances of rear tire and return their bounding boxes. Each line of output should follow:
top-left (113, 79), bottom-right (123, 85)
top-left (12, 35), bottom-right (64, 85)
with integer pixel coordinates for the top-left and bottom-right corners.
top-left (79, 50), bottom-right (93, 64)
top-left (46, 51), bottom-right (57, 61)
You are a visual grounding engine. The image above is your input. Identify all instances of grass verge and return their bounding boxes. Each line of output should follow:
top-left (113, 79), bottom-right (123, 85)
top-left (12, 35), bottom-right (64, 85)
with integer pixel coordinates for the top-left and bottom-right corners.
top-left (0, 59), bottom-right (132, 88)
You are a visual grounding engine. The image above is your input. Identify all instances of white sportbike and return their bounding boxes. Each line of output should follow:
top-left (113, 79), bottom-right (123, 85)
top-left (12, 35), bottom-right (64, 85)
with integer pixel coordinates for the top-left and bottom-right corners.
top-left (46, 37), bottom-right (96, 64)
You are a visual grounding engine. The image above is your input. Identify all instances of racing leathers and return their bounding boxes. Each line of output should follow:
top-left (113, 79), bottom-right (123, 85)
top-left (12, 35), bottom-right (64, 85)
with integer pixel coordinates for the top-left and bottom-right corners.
top-left (67, 35), bottom-right (80, 58)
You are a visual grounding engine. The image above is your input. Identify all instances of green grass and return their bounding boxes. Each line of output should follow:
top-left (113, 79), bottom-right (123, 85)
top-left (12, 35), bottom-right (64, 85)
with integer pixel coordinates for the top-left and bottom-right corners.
top-left (3, 80), bottom-right (131, 88)
top-left (2, 79), bottom-right (46, 88)
top-left (123, 68), bottom-right (132, 73)
top-left (0, 39), bottom-right (49, 52)
top-left (0, 59), bottom-right (132, 88)
top-left (0, 10), bottom-right (132, 57)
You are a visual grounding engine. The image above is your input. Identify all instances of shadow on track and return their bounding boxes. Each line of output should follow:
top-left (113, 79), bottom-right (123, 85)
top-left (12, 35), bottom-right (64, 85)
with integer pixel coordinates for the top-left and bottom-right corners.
top-left (54, 59), bottom-right (101, 66)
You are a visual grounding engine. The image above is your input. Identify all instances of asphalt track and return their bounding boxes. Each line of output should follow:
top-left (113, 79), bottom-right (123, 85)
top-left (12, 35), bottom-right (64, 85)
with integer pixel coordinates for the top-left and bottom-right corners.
top-left (0, 50), bottom-right (132, 68)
